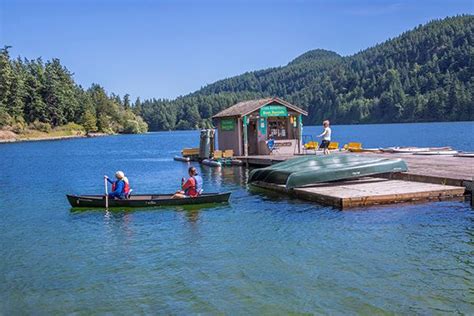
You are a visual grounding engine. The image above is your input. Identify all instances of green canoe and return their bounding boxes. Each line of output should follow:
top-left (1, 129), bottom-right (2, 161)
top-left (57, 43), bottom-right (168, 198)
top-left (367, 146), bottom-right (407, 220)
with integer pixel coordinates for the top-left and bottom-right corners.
top-left (248, 155), bottom-right (408, 189)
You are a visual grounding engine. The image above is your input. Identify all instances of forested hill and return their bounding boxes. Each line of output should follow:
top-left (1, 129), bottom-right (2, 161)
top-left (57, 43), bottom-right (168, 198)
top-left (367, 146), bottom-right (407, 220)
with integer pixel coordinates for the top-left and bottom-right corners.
top-left (139, 15), bottom-right (473, 131)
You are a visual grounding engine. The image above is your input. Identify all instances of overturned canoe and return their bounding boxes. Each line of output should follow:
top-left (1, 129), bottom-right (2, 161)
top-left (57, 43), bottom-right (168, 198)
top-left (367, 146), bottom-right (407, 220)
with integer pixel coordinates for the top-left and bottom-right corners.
top-left (248, 155), bottom-right (408, 189)
top-left (380, 146), bottom-right (452, 153)
top-left (67, 192), bottom-right (231, 208)
top-left (380, 147), bottom-right (430, 153)
top-left (414, 150), bottom-right (458, 156)
top-left (455, 152), bottom-right (474, 158)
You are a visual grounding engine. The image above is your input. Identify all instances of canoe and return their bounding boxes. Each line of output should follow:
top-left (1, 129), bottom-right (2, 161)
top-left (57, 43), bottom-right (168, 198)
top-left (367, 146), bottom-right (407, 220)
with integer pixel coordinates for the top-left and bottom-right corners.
top-left (174, 156), bottom-right (190, 162)
top-left (67, 192), bottom-right (231, 208)
top-left (380, 146), bottom-right (452, 153)
top-left (383, 147), bottom-right (430, 153)
top-left (201, 159), bottom-right (222, 167)
top-left (454, 152), bottom-right (474, 158)
top-left (414, 150), bottom-right (458, 156)
top-left (248, 155), bottom-right (408, 189)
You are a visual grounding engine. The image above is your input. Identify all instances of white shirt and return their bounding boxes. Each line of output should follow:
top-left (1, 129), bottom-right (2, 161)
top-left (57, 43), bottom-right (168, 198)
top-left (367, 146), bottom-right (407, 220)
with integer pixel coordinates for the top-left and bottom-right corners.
top-left (322, 127), bottom-right (331, 141)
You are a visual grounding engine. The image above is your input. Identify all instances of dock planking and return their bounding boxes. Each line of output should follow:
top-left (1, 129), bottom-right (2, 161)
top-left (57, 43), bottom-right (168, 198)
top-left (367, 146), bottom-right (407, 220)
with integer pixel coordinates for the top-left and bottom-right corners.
top-left (252, 177), bottom-right (465, 209)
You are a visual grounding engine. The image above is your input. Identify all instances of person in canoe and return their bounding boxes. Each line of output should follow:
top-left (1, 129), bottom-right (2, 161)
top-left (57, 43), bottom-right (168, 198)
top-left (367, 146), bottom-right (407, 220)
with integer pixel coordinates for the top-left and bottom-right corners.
top-left (172, 166), bottom-right (203, 199)
top-left (104, 171), bottom-right (131, 199)
top-left (317, 120), bottom-right (332, 155)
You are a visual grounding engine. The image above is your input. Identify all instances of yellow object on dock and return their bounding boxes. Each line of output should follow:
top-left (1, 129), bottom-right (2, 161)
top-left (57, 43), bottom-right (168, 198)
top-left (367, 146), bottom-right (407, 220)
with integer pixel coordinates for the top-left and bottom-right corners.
top-left (223, 149), bottom-right (234, 158)
top-left (344, 142), bottom-right (363, 152)
top-left (328, 142), bottom-right (339, 150)
top-left (213, 150), bottom-right (223, 159)
top-left (304, 141), bottom-right (318, 150)
top-left (182, 148), bottom-right (199, 157)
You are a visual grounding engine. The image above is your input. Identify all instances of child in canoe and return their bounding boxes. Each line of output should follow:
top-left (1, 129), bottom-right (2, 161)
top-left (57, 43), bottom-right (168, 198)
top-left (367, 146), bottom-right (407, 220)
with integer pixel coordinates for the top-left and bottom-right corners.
top-left (173, 167), bottom-right (203, 198)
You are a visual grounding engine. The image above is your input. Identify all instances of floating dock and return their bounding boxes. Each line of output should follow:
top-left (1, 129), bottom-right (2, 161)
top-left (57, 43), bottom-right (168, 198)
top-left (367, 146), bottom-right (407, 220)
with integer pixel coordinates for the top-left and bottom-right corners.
top-left (239, 152), bottom-right (472, 209)
top-left (253, 178), bottom-right (465, 209)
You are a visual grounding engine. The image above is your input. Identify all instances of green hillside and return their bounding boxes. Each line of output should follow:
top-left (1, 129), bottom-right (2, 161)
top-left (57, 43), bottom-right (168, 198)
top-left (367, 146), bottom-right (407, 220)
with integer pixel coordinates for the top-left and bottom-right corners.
top-left (139, 15), bottom-right (473, 130)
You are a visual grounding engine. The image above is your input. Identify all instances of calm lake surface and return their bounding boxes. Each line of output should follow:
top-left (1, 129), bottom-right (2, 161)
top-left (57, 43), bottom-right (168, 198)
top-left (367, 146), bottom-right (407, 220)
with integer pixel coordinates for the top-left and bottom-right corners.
top-left (1, 122), bottom-right (473, 314)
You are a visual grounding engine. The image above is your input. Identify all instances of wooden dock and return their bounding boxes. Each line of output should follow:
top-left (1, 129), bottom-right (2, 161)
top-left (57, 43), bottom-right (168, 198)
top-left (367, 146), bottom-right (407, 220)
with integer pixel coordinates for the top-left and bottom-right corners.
top-left (253, 178), bottom-right (465, 209)
top-left (237, 151), bottom-right (473, 190)
top-left (236, 151), bottom-right (472, 209)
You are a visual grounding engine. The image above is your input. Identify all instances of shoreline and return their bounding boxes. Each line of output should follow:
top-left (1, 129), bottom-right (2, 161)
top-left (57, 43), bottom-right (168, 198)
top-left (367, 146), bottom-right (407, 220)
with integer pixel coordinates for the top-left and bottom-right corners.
top-left (0, 133), bottom-right (109, 144)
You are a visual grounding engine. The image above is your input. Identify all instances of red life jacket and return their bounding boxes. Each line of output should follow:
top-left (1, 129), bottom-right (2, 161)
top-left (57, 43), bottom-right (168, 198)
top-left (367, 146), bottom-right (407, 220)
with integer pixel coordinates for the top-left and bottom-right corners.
top-left (112, 179), bottom-right (130, 194)
top-left (123, 180), bottom-right (130, 194)
top-left (183, 176), bottom-right (202, 197)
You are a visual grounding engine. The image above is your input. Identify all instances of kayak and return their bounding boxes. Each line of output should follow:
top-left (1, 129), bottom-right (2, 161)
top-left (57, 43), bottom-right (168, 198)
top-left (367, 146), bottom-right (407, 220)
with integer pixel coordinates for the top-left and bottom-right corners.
top-left (248, 155), bottom-right (408, 189)
top-left (67, 192), bottom-right (231, 208)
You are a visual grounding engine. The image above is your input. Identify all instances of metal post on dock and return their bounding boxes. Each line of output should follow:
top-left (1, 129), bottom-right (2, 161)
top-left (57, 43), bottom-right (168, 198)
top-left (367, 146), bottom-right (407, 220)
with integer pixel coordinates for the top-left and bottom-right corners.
top-left (243, 116), bottom-right (249, 157)
top-left (471, 177), bottom-right (473, 208)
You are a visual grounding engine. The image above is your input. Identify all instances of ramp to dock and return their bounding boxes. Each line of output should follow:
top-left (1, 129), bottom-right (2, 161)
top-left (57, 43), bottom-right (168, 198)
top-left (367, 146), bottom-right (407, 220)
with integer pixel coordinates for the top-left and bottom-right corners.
top-left (252, 177), bottom-right (465, 209)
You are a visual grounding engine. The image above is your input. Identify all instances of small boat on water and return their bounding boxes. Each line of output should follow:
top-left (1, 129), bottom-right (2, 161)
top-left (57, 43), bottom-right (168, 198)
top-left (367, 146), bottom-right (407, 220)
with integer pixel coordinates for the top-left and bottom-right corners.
top-left (248, 155), bottom-right (408, 189)
top-left (67, 192), bottom-right (231, 208)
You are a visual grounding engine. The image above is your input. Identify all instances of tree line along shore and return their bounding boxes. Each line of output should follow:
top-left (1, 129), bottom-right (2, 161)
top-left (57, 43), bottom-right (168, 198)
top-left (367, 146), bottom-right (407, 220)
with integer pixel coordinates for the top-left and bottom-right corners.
top-left (0, 47), bottom-right (148, 141)
top-left (1, 15), bottom-right (472, 139)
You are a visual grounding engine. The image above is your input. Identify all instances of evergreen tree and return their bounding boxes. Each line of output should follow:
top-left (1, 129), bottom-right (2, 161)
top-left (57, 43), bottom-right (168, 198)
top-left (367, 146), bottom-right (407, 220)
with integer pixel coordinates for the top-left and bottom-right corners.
top-left (123, 94), bottom-right (130, 109)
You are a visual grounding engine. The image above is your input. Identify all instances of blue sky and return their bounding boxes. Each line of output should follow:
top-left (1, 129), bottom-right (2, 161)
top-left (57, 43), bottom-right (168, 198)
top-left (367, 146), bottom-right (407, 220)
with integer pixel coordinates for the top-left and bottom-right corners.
top-left (1, 0), bottom-right (472, 100)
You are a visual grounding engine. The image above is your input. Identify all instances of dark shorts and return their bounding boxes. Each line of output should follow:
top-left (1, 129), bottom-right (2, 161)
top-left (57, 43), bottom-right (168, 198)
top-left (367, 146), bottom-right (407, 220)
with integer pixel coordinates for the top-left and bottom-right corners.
top-left (320, 140), bottom-right (331, 149)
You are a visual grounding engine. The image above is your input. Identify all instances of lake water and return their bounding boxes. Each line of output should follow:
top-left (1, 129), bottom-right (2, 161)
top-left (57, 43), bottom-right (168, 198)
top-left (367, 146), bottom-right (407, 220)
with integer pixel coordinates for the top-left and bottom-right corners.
top-left (1, 122), bottom-right (473, 314)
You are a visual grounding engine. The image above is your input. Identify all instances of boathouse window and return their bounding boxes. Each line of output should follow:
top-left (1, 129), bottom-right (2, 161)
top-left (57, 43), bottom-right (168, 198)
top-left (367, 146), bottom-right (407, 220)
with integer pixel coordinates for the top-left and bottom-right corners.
top-left (267, 117), bottom-right (287, 139)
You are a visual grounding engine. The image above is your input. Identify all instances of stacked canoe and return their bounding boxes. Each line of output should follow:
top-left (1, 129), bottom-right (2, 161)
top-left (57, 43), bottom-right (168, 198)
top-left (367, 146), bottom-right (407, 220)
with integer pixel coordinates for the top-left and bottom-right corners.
top-left (248, 155), bottom-right (408, 189)
top-left (380, 146), bottom-right (459, 155)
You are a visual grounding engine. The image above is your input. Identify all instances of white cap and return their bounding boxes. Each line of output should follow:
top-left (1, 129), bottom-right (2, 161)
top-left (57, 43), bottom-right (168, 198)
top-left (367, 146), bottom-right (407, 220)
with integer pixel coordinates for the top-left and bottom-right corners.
top-left (115, 171), bottom-right (125, 179)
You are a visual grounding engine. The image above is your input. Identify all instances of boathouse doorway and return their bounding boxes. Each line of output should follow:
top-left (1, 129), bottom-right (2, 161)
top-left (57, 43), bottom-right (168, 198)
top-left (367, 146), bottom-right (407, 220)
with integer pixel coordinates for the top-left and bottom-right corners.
top-left (248, 120), bottom-right (258, 155)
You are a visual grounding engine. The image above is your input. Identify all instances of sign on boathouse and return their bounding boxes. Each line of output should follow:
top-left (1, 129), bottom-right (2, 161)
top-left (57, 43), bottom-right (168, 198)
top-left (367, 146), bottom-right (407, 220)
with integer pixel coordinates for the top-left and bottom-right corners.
top-left (220, 118), bottom-right (235, 131)
top-left (260, 105), bottom-right (288, 117)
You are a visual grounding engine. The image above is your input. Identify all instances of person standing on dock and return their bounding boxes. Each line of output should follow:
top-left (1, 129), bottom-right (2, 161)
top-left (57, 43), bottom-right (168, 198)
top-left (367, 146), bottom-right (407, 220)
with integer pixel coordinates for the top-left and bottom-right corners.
top-left (317, 120), bottom-right (332, 155)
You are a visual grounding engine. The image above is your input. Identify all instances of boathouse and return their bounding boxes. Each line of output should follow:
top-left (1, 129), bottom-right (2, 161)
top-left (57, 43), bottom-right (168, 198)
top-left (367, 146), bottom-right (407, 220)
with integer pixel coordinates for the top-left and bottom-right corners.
top-left (212, 97), bottom-right (307, 156)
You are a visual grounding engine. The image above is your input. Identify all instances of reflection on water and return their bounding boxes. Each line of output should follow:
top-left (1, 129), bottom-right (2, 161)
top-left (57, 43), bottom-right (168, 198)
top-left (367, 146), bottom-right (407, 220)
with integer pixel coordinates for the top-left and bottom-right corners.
top-left (0, 126), bottom-right (473, 314)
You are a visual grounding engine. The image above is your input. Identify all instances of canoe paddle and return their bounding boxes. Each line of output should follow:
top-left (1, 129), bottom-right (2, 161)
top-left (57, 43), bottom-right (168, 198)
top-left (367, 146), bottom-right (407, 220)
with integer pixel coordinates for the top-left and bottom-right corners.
top-left (104, 176), bottom-right (109, 209)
